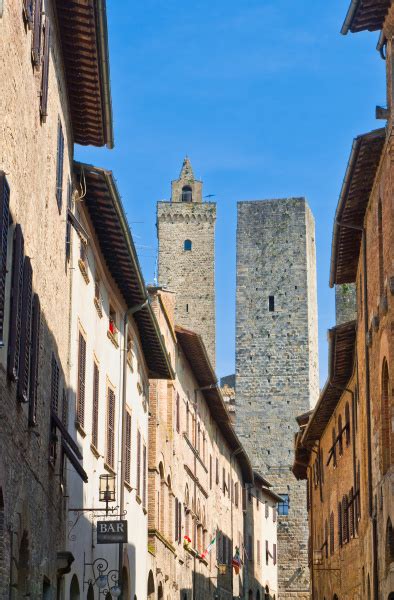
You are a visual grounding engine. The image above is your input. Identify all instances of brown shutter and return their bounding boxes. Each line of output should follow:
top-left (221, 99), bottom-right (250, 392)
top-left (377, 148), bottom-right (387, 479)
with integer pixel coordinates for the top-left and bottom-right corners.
top-left (178, 499), bottom-right (182, 542)
top-left (338, 502), bottom-right (342, 546)
top-left (343, 495), bottom-right (349, 543)
top-left (51, 354), bottom-right (59, 414)
top-left (40, 18), bottom-right (51, 121)
top-left (265, 540), bottom-right (268, 565)
top-left (61, 389), bottom-right (68, 428)
top-left (76, 332), bottom-right (86, 428)
top-left (242, 487), bottom-right (247, 512)
top-left (17, 257), bottom-right (33, 402)
top-left (106, 388), bottom-right (115, 469)
top-left (8, 225), bottom-right (25, 381)
top-left (65, 180), bottom-right (72, 260)
top-left (56, 121), bottom-right (64, 212)
top-left (143, 443), bottom-right (147, 509)
top-left (0, 173), bottom-right (10, 346)
top-left (176, 393), bottom-right (180, 432)
top-left (28, 294), bottom-right (40, 426)
top-left (136, 429), bottom-right (141, 497)
top-left (330, 511), bottom-right (334, 555)
top-left (92, 362), bottom-right (99, 448)
top-left (349, 488), bottom-right (354, 538)
top-left (31, 0), bottom-right (42, 66)
top-left (125, 411), bottom-right (131, 484)
top-left (174, 498), bottom-right (178, 542)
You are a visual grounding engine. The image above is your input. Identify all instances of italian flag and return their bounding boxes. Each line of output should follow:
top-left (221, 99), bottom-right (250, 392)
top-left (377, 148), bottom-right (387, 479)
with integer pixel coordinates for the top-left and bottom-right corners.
top-left (200, 535), bottom-right (216, 559)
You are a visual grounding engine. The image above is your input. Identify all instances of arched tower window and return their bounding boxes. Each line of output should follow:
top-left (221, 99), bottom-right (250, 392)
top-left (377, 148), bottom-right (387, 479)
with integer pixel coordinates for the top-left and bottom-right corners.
top-left (181, 186), bottom-right (192, 202)
top-left (381, 359), bottom-right (391, 474)
top-left (184, 239), bottom-right (192, 251)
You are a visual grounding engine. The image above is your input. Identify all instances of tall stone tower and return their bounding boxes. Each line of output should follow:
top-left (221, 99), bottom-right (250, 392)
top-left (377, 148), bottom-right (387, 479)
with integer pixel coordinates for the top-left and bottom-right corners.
top-left (235, 198), bottom-right (319, 599)
top-left (157, 158), bottom-right (216, 367)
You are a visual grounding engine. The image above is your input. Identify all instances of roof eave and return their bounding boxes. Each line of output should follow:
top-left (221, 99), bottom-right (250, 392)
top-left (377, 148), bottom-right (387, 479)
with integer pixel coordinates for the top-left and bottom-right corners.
top-left (341, 0), bottom-right (361, 34)
top-left (96, 0), bottom-right (114, 148)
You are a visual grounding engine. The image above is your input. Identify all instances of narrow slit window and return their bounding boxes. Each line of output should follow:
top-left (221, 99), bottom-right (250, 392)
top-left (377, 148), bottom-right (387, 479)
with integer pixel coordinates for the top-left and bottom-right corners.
top-left (269, 296), bottom-right (275, 312)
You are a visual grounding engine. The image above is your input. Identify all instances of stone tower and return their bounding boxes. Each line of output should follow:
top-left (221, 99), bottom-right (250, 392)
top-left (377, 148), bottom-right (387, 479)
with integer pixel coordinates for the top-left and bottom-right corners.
top-left (157, 158), bottom-right (216, 367)
top-left (235, 198), bottom-right (319, 599)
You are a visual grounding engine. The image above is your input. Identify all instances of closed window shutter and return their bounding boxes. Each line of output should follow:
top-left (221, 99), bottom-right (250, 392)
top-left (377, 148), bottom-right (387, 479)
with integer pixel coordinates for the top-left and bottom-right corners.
top-left (330, 511), bottom-right (334, 555)
top-left (178, 499), bottom-right (182, 542)
top-left (176, 393), bottom-right (180, 432)
top-left (8, 225), bottom-right (25, 381)
top-left (76, 332), bottom-right (86, 427)
top-left (273, 543), bottom-right (277, 565)
top-left (143, 443), bottom-right (147, 509)
top-left (0, 172), bottom-right (10, 346)
top-left (349, 488), bottom-right (354, 538)
top-left (92, 362), bottom-right (99, 448)
top-left (28, 294), bottom-right (40, 426)
top-left (124, 411), bottom-right (131, 484)
top-left (31, 0), bottom-right (42, 66)
top-left (65, 180), bottom-right (72, 260)
top-left (51, 354), bottom-right (59, 414)
top-left (265, 540), bottom-right (268, 565)
top-left (62, 389), bottom-right (68, 427)
top-left (242, 487), bottom-right (246, 512)
top-left (136, 430), bottom-right (141, 497)
top-left (175, 499), bottom-right (178, 542)
top-left (17, 257), bottom-right (33, 402)
top-left (338, 502), bottom-right (342, 546)
top-left (56, 121), bottom-right (64, 212)
top-left (257, 539), bottom-right (260, 564)
top-left (40, 18), bottom-right (51, 121)
top-left (106, 388), bottom-right (115, 469)
top-left (343, 495), bottom-right (349, 543)
top-left (235, 482), bottom-right (238, 508)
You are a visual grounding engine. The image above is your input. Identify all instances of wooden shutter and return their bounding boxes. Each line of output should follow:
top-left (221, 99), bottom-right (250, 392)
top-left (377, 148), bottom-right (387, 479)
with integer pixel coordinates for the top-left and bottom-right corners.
top-left (92, 362), bottom-right (99, 448)
top-left (338, 502), bottom-right (342, 546)
top-left (273, 543), bottom-right (277, 565)
top-left (343, 495), bottom-right (349, 543)
top-left (349, 488), bottom-right (354, 538)
top-left (65, 180), bottom-right (72, 260)
top-left (40, 18), bottom-right (51, 121)
top-left (242, 487), bottom-right (247, 512)
top-left (257, 539), bottom-right (260, 564)
top-left (215, 457), bottom-right (219, 484)
top-left (209, 455), bottom-right (212, 490)
top-left (178, 499), bottom-right (182, 542)
top-left (265, 540), bottom-right (268, 565)
top-left (76, 332), bottom-right (86, 428)
top-left (61, 389), bottom-right (68, 427)
top-left (235, 482), bottom-right (239, 508)
top-left (8, 225), bottom-right (24, 381)
top-left (0, 172), bottom-right (10, 346)
top-left (125, 411), bottom-right (131, 484)
top-left (176, 393), bottom-right (180, 432)
top-left (175, 499), bottom-right (178, 542)
top-left (345, 403), bottom-right (351, 446)
top-left (56, 121), bottom-right (64, 212)
top-left (143, 443), bottom-right (147, 509)
top-left (28, 294), bottom-right (40, 426)
top-left (106, 387), bottom-right (115, 468)
top-left (330, 511), bottom-right (334, 555)
top-left (136, 430), bottom-right (141, 497)
top-left (31, 0), bottom-right (42, 67)
top-left (51, 354), bottom-right (59, 414)
top-left (17, 257), bottom-right (33, 402)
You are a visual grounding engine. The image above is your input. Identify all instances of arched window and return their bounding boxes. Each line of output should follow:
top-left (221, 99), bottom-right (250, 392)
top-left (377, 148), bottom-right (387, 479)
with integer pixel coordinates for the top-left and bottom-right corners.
top-left (87, 583), bottom-right (94, 600)
top-left (147, 571), bottom-right (155, 600)
top-left (345, 403), bottom-right (351, 446)
top-left (381, 359), bottom-right (391, 474)
top-left (256, 591), bottom-right (261, 600)
top-left (159, 463), bottom-right (165, 534)
top-left (184, 239), bottom-right (192, 251)
top-left (70, 574), bottom-right (80, 600)
top-left (338, 415), bottom-right (343, 456)
top-left (386, 518), bottom-right (394, 572)
top-left (17, 531), bottom-right (30, 597)
top-left (158, 582), bottom-right (164, 599)
top-left (265, 586), bottom-right (270, 600)
top-left (181, 185), bottom-right (192, 202)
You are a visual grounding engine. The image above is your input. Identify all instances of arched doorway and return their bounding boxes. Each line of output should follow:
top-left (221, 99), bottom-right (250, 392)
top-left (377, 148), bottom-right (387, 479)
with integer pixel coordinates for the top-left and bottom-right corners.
top-left (256, 591), bottom-right (261, 600)
top-left (248, 591), bottom-right (253, 600)
top-left (87, 582), bottom-right (94, 599)
top-left (147, 571), bottom-right (155, 600)
top-left (17, 531), bottom-right (29, 596)
top-left (70, 574), bottom-right (80, 600)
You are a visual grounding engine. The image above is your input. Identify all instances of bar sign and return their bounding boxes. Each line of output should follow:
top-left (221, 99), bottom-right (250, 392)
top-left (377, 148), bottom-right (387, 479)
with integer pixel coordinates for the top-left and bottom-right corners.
top-left (97, 520), bottom-right (128, 544)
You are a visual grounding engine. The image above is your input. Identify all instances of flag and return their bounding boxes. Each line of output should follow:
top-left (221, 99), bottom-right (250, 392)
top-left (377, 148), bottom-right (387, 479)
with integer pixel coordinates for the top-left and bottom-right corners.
top-left (200, 535), bottom-right (216, 559)
top-left (232, 546), bottom-right (241, 575)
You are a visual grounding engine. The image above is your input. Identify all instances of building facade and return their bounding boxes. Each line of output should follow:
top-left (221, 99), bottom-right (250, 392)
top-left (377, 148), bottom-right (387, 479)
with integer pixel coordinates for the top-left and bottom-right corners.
top-left (235, 198), bottom-right (319, 598)
top-left (0, 1), bottom-right (112, 597)
top-left (147, 286), bottom-right (253, 600)
top-left (64, 165), bottom-right (172, 599)
top-left (157, 158), bottom-right (216, 368)
top-left (293, 2), bottom-right (394, 590)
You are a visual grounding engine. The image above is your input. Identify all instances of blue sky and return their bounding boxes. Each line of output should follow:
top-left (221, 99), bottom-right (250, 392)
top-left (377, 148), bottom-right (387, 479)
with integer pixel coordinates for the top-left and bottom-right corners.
top-left (76, 0), bottom-right (385, 386)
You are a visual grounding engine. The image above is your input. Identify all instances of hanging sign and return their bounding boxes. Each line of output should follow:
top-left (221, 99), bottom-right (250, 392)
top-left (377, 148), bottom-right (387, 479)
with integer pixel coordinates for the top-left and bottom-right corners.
top-left (97, 520), bottom-right (128, 544)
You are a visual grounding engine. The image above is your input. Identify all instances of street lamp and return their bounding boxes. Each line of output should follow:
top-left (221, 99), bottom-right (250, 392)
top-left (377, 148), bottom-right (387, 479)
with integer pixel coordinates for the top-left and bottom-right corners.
top-left (99, 474), bottom-right (116, 515)
top-left (83, 556), bottom-right (121, 598)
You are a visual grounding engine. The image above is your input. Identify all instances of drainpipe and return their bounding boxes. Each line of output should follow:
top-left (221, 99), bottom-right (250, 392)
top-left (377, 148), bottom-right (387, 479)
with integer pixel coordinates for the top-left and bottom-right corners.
top-left (336, 221), bottom-right (378, 599)
top-left (118, 298), bottom-right (149, 597)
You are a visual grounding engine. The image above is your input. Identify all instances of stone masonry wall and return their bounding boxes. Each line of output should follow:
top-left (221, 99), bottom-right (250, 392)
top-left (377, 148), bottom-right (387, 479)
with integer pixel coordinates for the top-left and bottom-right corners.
top-left (335, 283), bottom-right (357, 325)
top-left (235, 199), bottom-right (319, 599)
top-left (157, 201), bottom-right (216, 368)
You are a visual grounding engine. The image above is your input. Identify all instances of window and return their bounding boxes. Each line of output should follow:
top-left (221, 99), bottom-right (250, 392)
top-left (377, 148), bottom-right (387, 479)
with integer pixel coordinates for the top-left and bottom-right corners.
top-left (0, 172), bottom-right (10, 346)
top-left (269, 295), bottom-right (275, 312)
top-left (176, 393), bottom-right (180, 433)
top-left (126, 331), bottom-right (134, 369)
top-left (273, 506), bottom-right (277, 522)
top-left (136, 430), bottom-right (141, 497)
top-left (338, 502), bottom-right (343, 547)
top-left (381, 359), bottom-right (391, 475)
top-left (265, 501), bottom-right (269, 519)
top-left (76, 331), bottom-right (86, 428)
top-left (109, 304), bottom-right (117, 337)
top-left (222, 467), bottom-right (226, 495)
top-left (349, 488), bottom-right (354, 538)
top-left (345, 403), bottom-right (351, 446)
top-left (257, 539), bottom-right (261, 564)
top-left (378, 199), bottom-right (384, 296)
top-left (331, 427), bottom-right (337, 467)
top-left (125, 410), bottom-right (132, 485)
top-left (28, 294), bottom-right (40, 426)
top-left (216, 457), bottom-right (219, 485)
top-left (50, 354), bottom-right (59, 414)
top-left (186, 402), bottom-right (189, 437)
top-left (338, 415), bottom-right (343, 455)
top-left (106, 387), bottom-right (115, 469)
top-left (265, 540), bottom-right (269, 565)
top-left (56, 120), bottom-right (64, 212)
top-left (273, 543), bottom-right (277, 565)
top-left (330, 512), bottom-right (334, 555)
top-left (8, 225), bottom-right (24, 382)
top-left (184, 239), bottom-right (192, 251)
top-left (40, 17), bottom-right (50, 121)
top-left (32, 0), bottom-right (43, 67)
top-left (17, 257), bottom-right (33, 403)
top-left (181, 185), bottom-right (192, 202)
top-left (143, 443), bottom-right (147, 509)
top-left (278, 494), bottom-right (289, 516)
top-left (92, 362), bottom-right (99, 448)
top-left (209, 455), bottom-right (212, 489)
top-left (342, 495), bottom-right (349, 544)
top-left (65, 180), bottom-right (72, 260)
top-left (23, 0), bottom-right (34, 26)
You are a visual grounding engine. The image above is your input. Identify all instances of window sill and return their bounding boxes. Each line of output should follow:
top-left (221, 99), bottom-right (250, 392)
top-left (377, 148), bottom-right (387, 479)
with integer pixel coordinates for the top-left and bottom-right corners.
top-left (90, 444), bottom-right (100, 459)
top-left (94, 297), bottom-right (103, 318)
top-left (104, 462), bottom-right (116, 475)
top-left (78, 259), bottom-right (90, 284)
top-left (75, 421), bottom-right (86, 438)
top-left (107, 330), bottom-right (119, 348)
